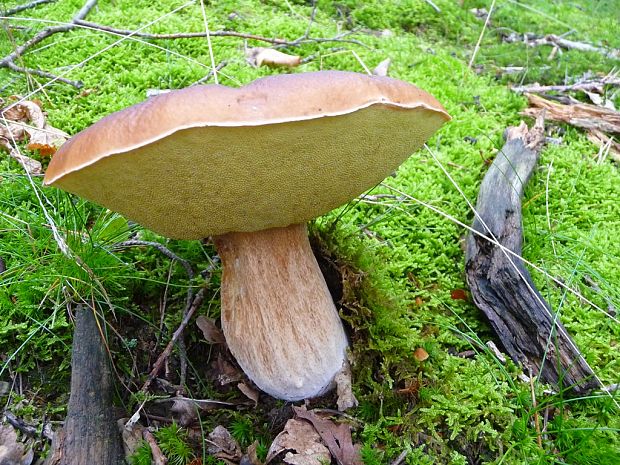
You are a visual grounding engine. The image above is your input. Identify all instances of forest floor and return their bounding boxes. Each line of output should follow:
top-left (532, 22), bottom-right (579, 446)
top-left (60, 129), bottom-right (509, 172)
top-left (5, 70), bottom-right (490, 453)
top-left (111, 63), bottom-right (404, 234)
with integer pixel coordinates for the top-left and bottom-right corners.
top-left (1, 0), bottom-right (619, 464)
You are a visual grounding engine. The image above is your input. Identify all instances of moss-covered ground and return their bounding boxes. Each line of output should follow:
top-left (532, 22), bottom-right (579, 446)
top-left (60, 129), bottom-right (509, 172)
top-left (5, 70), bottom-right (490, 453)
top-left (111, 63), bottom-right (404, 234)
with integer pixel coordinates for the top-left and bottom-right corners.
top-left (1, 0), bottom-right (619, 463)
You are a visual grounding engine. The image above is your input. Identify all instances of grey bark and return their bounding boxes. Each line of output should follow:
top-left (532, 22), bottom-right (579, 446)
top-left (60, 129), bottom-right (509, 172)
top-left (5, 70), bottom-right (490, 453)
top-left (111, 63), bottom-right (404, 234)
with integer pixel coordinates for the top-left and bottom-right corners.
top-left (465, 120), bottom-right (598, 394)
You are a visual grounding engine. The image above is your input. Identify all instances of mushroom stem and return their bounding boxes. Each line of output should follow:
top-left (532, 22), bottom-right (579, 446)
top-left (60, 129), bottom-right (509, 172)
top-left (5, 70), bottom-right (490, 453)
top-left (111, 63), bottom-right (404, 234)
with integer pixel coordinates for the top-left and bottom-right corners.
top-left (213, 223), bottom-right (348, 400)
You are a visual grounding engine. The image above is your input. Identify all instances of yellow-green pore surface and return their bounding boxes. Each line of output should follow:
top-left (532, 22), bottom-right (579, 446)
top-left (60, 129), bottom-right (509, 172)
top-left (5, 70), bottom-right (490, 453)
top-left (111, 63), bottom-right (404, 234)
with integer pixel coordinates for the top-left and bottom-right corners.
top-left (44, 72), bottom-right (449, 238)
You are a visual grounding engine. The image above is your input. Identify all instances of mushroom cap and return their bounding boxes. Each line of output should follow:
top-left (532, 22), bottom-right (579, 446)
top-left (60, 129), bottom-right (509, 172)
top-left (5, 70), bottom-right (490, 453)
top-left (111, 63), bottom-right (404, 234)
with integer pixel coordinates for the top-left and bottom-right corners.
top-left (44, 71), bottom-right (449, 239)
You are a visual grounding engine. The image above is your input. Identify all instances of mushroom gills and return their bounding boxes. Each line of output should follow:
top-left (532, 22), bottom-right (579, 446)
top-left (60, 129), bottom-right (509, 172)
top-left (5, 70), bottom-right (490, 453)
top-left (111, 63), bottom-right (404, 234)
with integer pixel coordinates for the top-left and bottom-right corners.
top-left (214, 223), bottom-right (348, 400)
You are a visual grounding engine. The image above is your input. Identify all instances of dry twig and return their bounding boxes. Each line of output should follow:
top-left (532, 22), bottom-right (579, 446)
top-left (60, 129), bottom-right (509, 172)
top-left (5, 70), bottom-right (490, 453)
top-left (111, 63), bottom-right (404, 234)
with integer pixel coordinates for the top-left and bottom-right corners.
top-left (143, 430), bottom-right (167, 465)
top-left (0, 0), bottom-right (99, 88)
top-left (511, 75), bottom-right (620, 95)
top-left (75, 19), bottom-right (366, 47)
top-left (2, 0), bottom-right (56, 17)
top-left (504, 32), bottom-right (620, 60)
top-left (141, 279), bottom-right (213, 392)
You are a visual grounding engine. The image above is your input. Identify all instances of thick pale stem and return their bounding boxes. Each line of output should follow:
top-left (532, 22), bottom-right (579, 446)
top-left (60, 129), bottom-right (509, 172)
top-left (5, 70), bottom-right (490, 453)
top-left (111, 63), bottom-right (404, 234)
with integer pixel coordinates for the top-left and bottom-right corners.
top-left (213, 223), bottom-right (348, 400)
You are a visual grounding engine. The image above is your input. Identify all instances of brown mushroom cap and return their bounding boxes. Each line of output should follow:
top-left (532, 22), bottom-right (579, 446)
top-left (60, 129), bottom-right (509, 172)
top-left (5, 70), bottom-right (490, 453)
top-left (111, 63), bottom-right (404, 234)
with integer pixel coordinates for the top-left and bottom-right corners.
top-left (44, 71), bottom-right (449, 239)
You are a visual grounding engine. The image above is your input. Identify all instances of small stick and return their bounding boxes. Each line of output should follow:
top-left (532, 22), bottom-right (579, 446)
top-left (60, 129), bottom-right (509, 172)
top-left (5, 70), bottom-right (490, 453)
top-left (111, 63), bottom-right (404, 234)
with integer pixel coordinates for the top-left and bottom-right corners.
top-left (75, 19), bottom-right (290, 45)
top-left (75, 19), bottom-right (367, 48)
top-left (141, 285), bottom-right (209, 392)
top-left (390, 450), bottom-right (409, 465)
top-left (143, 430), bottom-right (168, 465)
top-left (1, 0), bottom-right (56, 17)
top-left (0, 0), bottom-right (99, 88)
top-left (511, 76), bottom-right (620, 94)
top-left (3, 411), bottom-right (39, 438)
top-left (5, 61), bottom-right (83, 88)
top-left (192, 60), bottom-right (229, 86)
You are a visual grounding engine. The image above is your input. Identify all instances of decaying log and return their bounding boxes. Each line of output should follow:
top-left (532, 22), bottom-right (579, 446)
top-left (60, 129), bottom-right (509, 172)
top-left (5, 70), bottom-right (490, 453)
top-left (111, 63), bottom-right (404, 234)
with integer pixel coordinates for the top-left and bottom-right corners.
top-left (465, 116), bottom-right (599, 394)
top-left (45, 306), bottom-right (124, 465)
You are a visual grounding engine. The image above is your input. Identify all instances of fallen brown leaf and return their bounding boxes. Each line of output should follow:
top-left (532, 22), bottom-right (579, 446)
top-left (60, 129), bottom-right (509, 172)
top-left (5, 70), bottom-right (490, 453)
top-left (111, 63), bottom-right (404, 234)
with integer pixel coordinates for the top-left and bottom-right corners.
top-left (212, 353), bottom-right (244, 386)
top-left (237, 382), bottom-right (260, 406)
top-left (266, 418), bottom-right (330, 465)
top-left (0, 137), bottom-right (42, 174)
top-left (293, 406), bottom-right (362, 465)
top-left (207, 426), bottom-right (242, 464)
top-left (244, 441), bottom-right (263, 465)
top-left (1, 98), bottom-right (69, 173)
top-left (196, 315), bottom-right (225, 344)
top-left (246, 47), bottom-right (301, 68)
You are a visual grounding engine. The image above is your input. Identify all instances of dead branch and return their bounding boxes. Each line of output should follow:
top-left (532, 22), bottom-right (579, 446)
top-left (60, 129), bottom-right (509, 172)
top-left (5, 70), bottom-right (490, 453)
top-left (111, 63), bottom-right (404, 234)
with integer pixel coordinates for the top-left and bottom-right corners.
top-left (465, 115), bottom-right (599, 395)
top-left (0, 0), bottom-right (99, 88)
top-left (143, 430), bottom-right (167, 465)
top-left (75, 19), bottom-right (366, 47)
top-left (2, 0), bottom-right (56, 17)
top-left (522, 93), bottom-right (620, 134)
top-left (5, 60), bottom-right (82, 87)
top-left (74, 19), bottom-right (291, 45)
top-left (511, 76), bottom-right (620, 95)
top-left (504, 32), bottom-right (619, 60)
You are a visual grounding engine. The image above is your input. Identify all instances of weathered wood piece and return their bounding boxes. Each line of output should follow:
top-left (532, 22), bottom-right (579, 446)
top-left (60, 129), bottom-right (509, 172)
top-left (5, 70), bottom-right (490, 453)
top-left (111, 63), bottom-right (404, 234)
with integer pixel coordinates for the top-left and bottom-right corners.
top-left (45, 306), bottom-right (124, 465)
top-left (465, 117), bottom-right (599, 394)
top-left (522, 93), bottom-right (620, 135)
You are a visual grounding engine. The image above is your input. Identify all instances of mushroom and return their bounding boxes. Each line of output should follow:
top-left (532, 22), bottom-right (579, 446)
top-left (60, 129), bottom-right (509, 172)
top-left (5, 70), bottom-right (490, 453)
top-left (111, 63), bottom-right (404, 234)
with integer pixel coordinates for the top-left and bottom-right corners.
top-left (44, 71), bottom-right (450, 401)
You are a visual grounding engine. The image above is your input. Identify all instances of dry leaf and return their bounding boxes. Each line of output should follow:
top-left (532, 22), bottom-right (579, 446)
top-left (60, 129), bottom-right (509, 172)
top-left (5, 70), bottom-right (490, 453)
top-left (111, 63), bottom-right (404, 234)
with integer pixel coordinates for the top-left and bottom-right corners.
top-left (413, 347), bottom-right (429, 362)
top-left (246, 47), bottom-right (301, 68)
top-left (196, 315), bottom-right (225, 344)
top-left (0, 137), bottom-right (42, 175)
top-left (243, 441), bottom-right (263, 465)
top-left (26, 124), bottom-right (70, 157)
top-left (3, 100), bottom-right (69, 156)
top-left (207, 426), bottom-right (242, 464)
top-left (0, 99), bottom-right (69, 172)
top-left (266, 418), bottom-right (330, 465)
top-left (213, 353), bottom-right (244, 385)
top-left (171, 398), bottom-right (200, 426)
top-left (0, 423), bottom-right (34, 465)
top-left (372, 58), bottom-right (391, 77)
top-left (237, 382), bottom-right (260, 406)
top-left (293, 406), bottom-right (362, 465)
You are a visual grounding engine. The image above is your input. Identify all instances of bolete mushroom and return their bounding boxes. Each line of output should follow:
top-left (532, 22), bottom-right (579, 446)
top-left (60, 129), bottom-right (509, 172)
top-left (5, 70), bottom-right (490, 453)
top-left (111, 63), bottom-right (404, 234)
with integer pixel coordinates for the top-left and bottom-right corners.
top-left (44, 71), bottom-right (449, 401)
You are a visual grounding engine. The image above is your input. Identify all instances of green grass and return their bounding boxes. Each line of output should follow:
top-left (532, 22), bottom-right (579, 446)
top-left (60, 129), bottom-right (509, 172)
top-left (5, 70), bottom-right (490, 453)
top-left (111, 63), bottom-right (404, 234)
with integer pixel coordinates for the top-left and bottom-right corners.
top-left (1, 0), bottom-right (619, 463)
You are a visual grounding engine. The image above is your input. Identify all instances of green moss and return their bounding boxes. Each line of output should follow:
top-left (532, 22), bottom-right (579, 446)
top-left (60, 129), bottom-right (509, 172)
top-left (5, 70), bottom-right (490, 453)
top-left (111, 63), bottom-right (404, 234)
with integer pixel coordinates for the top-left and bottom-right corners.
top-left (1, 0), bottom-right (619, 462)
